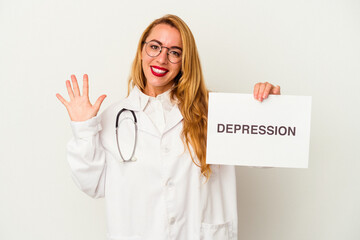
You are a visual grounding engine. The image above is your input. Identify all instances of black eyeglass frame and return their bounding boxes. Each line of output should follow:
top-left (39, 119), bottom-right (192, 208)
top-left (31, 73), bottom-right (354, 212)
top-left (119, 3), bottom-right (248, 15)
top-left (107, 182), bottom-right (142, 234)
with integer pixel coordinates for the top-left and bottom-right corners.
top-left (143, 40), bottom-right (182, 64)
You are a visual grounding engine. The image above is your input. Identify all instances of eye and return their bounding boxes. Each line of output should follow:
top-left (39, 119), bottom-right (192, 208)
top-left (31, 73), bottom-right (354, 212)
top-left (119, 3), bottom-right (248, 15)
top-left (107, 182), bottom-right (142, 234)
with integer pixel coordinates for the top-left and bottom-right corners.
top-left (169, 49), bottom-right (181, 58)
top-left (150, 44), bottom-right (160, 50)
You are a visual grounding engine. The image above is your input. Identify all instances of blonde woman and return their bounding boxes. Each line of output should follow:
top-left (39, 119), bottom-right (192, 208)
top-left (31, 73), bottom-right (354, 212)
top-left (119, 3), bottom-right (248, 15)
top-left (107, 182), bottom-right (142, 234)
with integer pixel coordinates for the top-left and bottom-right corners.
top-left (56, 14), bottom-right (280, 240)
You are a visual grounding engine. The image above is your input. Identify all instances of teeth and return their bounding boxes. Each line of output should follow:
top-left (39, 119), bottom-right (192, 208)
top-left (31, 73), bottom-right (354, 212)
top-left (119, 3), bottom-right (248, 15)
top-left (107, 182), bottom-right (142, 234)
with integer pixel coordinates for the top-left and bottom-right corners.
top-left (151, 67), bottom-right (167, 74)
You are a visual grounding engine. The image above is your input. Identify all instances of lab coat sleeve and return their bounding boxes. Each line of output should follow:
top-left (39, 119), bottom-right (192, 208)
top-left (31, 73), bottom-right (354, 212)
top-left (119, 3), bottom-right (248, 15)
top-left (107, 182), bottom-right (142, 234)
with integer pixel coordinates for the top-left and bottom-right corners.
top-left (67, 115), bottom-right (106, 199)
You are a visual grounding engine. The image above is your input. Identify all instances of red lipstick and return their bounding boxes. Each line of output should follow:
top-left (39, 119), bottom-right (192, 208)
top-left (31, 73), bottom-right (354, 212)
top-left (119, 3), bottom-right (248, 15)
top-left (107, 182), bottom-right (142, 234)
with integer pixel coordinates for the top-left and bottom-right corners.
top-left (150, 65), bottom-right (169, 77)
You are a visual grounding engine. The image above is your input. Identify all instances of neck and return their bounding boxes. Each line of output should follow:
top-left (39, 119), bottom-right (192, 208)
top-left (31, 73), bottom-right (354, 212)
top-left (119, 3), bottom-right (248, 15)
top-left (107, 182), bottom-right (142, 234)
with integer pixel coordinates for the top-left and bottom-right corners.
top-left (144, 84), bottom-right (172, 97)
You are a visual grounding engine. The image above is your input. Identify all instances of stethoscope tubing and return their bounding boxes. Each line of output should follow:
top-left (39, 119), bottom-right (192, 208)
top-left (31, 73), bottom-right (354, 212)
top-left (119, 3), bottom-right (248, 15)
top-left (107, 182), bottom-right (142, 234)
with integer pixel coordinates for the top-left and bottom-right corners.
top-left (115, 108), bottom-right (138, 162)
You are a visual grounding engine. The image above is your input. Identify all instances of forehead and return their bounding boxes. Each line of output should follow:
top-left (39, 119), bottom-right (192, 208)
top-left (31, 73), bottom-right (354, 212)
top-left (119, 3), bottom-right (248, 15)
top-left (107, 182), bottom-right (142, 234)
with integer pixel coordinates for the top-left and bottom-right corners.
top-left (146, 24), bottom-right (182, 48)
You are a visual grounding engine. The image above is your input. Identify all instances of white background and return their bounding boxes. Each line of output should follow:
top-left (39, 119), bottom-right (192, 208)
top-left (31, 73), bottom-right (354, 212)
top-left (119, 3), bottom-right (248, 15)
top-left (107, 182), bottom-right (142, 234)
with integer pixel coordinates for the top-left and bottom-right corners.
top-left (0, 0), bottom-right (359, 239)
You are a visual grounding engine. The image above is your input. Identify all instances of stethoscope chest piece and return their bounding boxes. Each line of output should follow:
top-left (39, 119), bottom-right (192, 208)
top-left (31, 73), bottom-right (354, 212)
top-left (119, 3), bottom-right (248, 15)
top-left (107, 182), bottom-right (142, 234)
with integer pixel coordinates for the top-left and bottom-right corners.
top-left (115, 108), bottom-right (138, 163)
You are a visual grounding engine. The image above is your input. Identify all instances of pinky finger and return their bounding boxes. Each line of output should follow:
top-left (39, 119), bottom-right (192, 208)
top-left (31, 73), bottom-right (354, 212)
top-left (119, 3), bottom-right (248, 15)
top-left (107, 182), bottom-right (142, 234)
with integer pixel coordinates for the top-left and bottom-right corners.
top-left (56, 93), bottom-right (69, 107)
top-left (253, 83), bottom-right (260, 100)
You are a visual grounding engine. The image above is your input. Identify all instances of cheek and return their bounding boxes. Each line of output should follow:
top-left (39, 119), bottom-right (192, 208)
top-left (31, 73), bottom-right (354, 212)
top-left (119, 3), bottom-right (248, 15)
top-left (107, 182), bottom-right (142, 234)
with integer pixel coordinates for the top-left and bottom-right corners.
top-left (142, 53), bottom-right (153, 67)
top-left (174, 65), bottom-right (182, 75)
top-left (141, 57), bottom-right (149, 72)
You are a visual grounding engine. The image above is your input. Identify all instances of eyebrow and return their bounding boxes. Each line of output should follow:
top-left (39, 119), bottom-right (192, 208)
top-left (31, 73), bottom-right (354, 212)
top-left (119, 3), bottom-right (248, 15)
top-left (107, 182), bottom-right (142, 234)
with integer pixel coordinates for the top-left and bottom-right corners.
top-left (149, 39), bottom-right (182, 51)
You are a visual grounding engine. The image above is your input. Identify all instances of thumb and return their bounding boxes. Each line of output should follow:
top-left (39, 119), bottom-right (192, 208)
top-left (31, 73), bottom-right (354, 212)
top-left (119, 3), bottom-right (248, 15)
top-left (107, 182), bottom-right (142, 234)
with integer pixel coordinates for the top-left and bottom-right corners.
top-left (271, 85), bottom-right (281, 95)
top-left (93, 94), bottom-right (107, 111)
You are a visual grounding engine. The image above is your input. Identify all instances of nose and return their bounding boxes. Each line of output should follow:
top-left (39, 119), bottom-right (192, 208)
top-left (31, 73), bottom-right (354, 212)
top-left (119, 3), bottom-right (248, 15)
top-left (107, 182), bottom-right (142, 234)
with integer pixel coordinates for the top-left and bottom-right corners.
top-left (156, 48), bottom-right (169, 64)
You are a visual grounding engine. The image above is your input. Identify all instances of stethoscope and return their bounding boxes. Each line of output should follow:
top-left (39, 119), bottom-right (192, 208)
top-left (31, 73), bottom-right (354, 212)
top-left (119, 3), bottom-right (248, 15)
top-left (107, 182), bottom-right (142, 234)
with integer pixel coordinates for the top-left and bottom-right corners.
top-left (115, 108), bottom-right (138, 162)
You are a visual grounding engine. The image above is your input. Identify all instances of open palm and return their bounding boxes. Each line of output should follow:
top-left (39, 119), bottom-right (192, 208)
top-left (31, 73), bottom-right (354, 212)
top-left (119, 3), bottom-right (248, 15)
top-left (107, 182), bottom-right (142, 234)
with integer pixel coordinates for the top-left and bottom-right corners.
top-left (56, 74), bottom-right (106, 122)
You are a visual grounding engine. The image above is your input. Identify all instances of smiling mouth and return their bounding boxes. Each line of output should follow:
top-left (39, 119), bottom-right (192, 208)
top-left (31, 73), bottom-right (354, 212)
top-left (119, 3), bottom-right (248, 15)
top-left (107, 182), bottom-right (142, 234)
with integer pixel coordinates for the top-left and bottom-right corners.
top-left (151, 66), bottom-right (169, 77)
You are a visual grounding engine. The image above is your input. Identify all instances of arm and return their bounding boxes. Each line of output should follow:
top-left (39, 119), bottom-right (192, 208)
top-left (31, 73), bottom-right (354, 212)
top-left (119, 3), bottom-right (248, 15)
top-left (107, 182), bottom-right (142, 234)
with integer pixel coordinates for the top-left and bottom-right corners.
top-left (67, 116), bottom-right (106, 198)
top-left (57, 74), bottom-right (107, 198)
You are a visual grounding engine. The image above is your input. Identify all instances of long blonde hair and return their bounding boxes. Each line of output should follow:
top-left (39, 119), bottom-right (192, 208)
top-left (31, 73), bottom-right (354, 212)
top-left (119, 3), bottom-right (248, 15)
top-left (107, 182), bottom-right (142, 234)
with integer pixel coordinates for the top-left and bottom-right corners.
top-left (128, 14), bottom-right (211, 180)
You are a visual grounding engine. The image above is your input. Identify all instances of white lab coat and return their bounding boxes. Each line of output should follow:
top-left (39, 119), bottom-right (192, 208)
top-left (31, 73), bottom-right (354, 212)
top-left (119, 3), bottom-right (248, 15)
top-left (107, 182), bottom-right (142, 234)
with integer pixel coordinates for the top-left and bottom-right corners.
top-left (67, 86), bottom-right (238, 240)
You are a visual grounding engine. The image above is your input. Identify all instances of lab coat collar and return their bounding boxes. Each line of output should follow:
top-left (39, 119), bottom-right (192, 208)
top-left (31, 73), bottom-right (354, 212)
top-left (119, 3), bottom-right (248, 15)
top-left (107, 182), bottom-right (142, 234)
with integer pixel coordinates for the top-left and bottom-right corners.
top-left (120, 86), bottom-right (142, 112)
top-left (139, 86), bottom-right (174, 113)
top-left (121, 86), bottom-right (183, 137)
top-left (163, 104), bottom-right (183, 134)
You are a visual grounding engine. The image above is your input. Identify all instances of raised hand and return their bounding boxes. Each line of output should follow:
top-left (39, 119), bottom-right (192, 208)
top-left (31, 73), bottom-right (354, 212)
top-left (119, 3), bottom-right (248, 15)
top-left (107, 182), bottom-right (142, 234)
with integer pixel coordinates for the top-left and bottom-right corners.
top-left (56, 74), bottom-right (107, 122)
top-left (253, 82), bottom-right (281, 102)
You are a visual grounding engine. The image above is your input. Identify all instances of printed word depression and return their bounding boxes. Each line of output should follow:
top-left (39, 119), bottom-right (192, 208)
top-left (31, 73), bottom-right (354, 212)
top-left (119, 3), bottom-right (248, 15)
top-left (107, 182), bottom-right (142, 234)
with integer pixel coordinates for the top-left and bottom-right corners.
top-left (217, 124), bottom-right (296, 136)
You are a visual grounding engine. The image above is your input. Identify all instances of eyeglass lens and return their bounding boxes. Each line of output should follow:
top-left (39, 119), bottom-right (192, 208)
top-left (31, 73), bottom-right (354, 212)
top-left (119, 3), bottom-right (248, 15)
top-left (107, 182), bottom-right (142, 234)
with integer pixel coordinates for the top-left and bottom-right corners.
top-left (145, 41), bottom-right (182, 63)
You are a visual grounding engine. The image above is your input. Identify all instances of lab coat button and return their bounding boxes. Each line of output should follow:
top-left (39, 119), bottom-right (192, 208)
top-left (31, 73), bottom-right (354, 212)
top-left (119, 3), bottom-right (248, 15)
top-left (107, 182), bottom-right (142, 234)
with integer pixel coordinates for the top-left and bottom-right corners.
top-left (163, 147), bottom-right (170, 153)
top-left (165, 179), bottom-right (174, 189)
top-left (168, 181), bottom-right (174, 187)
top-left (169, 217), bottom-right (176, 225)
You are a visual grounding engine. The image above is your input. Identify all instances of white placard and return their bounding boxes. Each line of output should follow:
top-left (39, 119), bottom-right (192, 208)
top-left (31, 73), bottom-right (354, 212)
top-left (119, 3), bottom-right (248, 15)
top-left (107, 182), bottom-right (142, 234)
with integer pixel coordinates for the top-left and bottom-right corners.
top-left (206, 93), bottom-right (312, 168)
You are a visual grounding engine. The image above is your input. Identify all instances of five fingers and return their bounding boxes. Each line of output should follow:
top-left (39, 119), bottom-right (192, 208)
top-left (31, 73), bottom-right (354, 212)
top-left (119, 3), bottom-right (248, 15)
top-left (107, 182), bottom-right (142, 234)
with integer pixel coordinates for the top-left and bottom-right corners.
top-left (56, 74), bottom-right (106, 109)
top-left (253, 82), bottom-right (280, 102)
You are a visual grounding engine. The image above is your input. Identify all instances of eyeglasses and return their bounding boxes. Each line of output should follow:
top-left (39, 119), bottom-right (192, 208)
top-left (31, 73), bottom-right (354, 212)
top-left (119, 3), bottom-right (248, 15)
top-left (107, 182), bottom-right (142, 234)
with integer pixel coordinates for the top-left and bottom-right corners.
top-left (143, 40), bottom-right (182, 64)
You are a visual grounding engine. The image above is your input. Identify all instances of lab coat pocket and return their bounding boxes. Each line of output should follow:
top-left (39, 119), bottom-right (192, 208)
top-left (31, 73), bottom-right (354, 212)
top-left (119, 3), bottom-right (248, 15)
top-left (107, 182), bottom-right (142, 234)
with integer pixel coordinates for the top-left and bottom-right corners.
top-left (200, 220), bottom-right (235, 240)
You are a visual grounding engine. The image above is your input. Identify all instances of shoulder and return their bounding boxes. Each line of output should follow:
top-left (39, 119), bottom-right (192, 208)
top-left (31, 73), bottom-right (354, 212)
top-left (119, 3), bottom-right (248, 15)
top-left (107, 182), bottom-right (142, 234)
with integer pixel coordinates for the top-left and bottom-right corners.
top-left (99, 99), bottom-right (126, 126)
top-left (98, 87), bottom-right (141, 126)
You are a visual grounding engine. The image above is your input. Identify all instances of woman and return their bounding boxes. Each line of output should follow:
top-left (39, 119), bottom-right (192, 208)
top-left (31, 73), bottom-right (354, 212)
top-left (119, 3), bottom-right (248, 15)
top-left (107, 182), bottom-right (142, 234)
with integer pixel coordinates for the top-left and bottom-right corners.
top-left (56, 14), bottom-right (280, 240)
